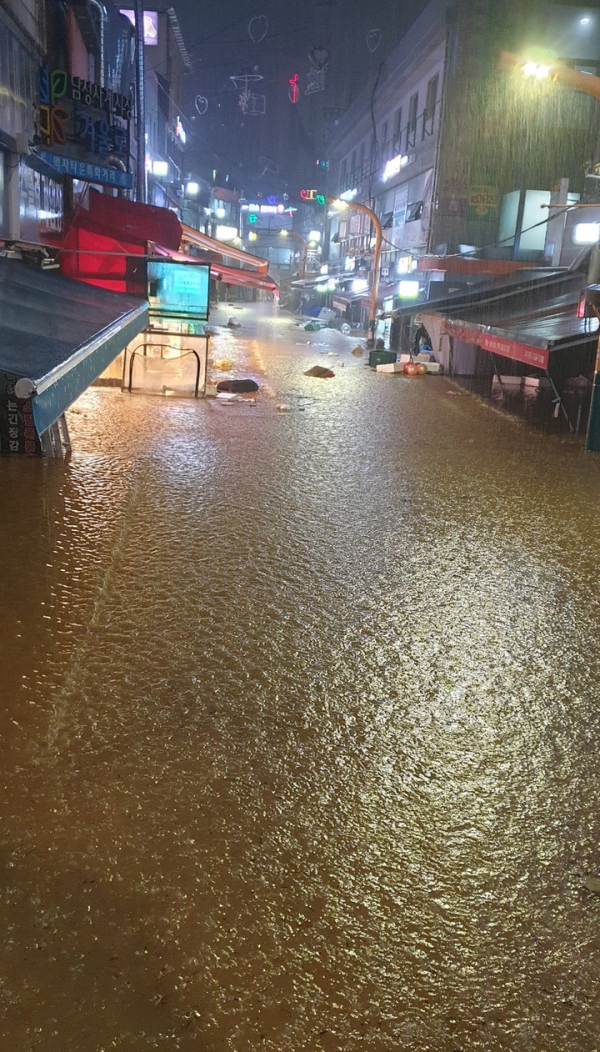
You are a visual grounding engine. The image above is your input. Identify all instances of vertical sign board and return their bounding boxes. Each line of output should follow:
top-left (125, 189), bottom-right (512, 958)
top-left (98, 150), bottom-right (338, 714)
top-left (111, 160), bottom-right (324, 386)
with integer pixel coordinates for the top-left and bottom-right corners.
top-left (0, 374), bottom-right (42, 455)
top-left (147, 260), bottom-right (211, 330)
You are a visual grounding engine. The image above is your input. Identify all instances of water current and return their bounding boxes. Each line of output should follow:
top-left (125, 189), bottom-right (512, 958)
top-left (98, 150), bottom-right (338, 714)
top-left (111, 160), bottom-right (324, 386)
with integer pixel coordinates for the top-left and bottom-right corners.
top-left (1, 303), bottom-right (600, 1050)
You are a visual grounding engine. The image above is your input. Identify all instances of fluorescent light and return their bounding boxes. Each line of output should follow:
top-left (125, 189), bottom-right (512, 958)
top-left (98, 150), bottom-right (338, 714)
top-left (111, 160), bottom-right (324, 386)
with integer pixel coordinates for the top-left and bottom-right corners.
top-left (573, 222), bottom-right (600, 244)
top-left (216, 225), bottom-right (238, 241)
top-left (186, 181), bottom-right (199, 195)
top-left (340, 188), bottom-right (358, 201)
top-left (581, 16), bottom-right (591, 25)
top-left (152, 160), bottom-right (168, 176)
top-left (398, 280), bottom-right (419, 298)
top-left (309, 230), bottom-right (321, 241)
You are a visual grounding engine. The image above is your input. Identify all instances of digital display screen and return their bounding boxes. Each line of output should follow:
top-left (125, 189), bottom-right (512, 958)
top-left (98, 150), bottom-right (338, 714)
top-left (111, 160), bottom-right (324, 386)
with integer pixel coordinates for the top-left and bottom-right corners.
top-left (147, 261), bottom-right (211, 322)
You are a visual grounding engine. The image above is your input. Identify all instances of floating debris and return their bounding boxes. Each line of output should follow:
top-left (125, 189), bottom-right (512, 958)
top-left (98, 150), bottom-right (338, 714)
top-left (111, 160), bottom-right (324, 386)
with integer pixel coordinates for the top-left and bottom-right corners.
top-left (304, 366), bottom-right (335, 379)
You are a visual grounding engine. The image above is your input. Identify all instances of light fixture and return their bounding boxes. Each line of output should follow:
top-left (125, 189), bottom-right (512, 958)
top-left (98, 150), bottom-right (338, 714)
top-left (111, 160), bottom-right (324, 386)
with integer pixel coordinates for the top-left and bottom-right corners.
top-left (280, 229), bottom-right (288, 237)
top-left (573, 222), bottom-right (600, 244)
top-left (215, 206), bottom-right (226, 219)
top-left (319, 264), bottom-right (329, 274)
top-left (522, 61), bottom-right (550, 79)
top-left (398, 279), bottom-right (419, 298)
top-left (352, 278), bottom-right (368, 292)
top-left (580, 16), bottom-right (591, 25)
top-left (332, 199), bottom-right (348, 210)
top-left (186, 181), bottom-right (199, 196)
top-left (216, 225), bottom-right (238, 241)
top-left (152, 160), bottom-right (168, 177)
top-left (248, 231), bottom-right (258, 241)
top-left (308, 230), bottom-right (321, 242)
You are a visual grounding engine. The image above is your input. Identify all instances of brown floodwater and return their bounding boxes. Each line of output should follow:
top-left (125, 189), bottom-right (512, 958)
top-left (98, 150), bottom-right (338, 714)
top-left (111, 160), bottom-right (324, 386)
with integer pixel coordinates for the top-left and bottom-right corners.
top-left (2, 303), bottom-right (600, 1051)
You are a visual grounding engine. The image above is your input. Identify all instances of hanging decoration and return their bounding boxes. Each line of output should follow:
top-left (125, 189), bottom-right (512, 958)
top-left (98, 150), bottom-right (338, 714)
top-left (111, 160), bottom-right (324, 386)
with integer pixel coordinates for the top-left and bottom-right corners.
top-left (248, 15), bottom-right (268, 43)
top-left (366, 29), bottom-right (381, 52)
top-left (231, 74), bottom-right (266, 115)
top-left (259, 156), bottom-right (279, 175)
top-left (288, 74), bottom-right (300, 103)
top-left (305, 45), bottom-right (328, 95)
top-left (194, 94), bottom-right (208, 115)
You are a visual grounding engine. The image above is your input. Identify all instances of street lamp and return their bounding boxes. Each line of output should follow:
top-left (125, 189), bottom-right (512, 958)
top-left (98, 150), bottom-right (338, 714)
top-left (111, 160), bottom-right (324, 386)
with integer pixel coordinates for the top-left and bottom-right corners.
top-left (328, 196), bottom-right (383, 343)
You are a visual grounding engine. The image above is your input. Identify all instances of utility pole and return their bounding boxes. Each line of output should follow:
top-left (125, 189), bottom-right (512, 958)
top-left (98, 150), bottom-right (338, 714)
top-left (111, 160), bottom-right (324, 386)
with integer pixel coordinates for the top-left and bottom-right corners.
top-left (134, 0), bottom-right (146, 203)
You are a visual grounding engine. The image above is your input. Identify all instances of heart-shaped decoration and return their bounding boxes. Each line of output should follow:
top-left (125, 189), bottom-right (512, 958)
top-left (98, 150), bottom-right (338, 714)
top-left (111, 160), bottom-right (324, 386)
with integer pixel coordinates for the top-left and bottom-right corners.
top-left (194, 94), bottom-right (208, 115)
top-left (309, 46), bottom-right (329, 69)
top-left (248, 15), bottom-right (268, 43)
top-left (366, 28), bottom-right (381, 53)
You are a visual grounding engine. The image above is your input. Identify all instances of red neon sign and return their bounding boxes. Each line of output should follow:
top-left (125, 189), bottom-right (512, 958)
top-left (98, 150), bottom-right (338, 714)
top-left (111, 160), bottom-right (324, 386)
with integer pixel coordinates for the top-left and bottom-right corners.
top-left (288, 74), bottom-right (299, 103)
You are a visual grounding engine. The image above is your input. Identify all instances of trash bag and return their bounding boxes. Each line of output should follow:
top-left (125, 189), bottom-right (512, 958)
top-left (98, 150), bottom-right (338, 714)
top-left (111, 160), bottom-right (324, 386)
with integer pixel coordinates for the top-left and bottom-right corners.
top-left (216, 379), bottom-right (259, 394)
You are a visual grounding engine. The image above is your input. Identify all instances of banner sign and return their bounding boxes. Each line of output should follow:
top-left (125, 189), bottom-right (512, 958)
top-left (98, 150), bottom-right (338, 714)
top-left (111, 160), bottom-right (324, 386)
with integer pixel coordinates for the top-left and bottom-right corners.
top-left (444, 320), bottom-right (549, 369)
top-left (147, 261), bottom-right (211, 323)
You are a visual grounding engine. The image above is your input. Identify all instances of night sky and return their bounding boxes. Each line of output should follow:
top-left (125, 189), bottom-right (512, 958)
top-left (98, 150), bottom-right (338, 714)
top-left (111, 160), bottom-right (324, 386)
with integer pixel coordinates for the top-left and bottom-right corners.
top-left (171, 0), bottom-right (428, 193)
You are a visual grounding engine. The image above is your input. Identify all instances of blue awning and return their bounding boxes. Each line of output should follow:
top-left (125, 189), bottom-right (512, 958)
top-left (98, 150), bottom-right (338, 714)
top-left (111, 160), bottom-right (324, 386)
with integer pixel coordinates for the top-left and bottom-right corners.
top-left (0, 257), bottom-right (148, 449)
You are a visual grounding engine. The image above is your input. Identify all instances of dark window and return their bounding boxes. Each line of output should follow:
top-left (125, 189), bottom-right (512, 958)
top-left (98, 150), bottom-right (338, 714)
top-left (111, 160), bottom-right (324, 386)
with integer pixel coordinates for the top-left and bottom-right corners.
top-left (406, 200), bottom-right (423, 222)
top-left (394, 108), bottom-right (402, 145)
top-left (423, 74), bottom-right (439, 138)
top-left (407, 93), bottom-right (418, 148)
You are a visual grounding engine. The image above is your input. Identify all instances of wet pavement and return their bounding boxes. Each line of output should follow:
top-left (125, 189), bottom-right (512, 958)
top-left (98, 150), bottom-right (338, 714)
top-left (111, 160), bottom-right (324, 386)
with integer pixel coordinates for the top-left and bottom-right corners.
top-left (2, 302), bottom-right (600, 1050)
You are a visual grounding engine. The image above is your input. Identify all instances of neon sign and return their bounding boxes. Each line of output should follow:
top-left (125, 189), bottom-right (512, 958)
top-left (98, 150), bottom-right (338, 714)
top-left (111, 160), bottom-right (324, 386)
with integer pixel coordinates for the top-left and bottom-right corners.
top-left (288, 74), bottom-right (299, 103)
top-left (300, 190), bottom-right (326, 204)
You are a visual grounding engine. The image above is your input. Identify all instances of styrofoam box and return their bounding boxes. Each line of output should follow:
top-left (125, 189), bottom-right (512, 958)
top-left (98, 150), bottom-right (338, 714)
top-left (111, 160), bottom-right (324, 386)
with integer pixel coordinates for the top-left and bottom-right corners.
top-left (376, 362), bottom-right (405, 373)
top-left (523, 376), bottom-right (551, 389)
top-left (492, 375), bottom-right (523, 389)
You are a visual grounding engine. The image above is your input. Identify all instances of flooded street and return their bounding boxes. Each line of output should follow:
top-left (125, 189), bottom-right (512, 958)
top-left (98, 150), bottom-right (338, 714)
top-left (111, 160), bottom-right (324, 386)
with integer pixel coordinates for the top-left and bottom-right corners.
top-left (3, 303), bottom-right (600, 1051)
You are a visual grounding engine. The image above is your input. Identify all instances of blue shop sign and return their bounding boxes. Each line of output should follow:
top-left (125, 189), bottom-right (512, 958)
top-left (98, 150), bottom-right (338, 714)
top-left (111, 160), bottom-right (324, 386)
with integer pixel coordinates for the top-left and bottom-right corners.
top-left (39, 151), bottom-right (133, 189)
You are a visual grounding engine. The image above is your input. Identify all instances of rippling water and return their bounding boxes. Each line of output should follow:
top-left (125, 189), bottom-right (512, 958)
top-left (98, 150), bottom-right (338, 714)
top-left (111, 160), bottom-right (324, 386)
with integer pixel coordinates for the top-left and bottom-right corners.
top-left (2, 303), bottom-right (600, 1050)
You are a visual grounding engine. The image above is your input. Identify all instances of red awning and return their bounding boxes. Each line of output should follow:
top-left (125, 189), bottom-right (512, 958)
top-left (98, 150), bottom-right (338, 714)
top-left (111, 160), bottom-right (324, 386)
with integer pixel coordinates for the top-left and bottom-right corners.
top-left (444, 320), bottom-right (550, 369)
top-left (180, 224), bottom-right (269, 273)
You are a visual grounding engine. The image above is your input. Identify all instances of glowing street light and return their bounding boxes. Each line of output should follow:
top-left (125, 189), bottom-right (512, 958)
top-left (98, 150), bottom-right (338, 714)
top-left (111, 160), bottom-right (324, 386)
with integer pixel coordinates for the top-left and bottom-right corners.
top-left (522, 61), bottom-right (550, 78)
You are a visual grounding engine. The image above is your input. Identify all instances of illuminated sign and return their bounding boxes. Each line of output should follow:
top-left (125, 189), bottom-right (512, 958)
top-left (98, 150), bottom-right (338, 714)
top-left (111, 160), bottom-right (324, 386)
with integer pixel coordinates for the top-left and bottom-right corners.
top-left (382, 154), bottom-right (412, 181)
top-left (247, 213), bottom-right (258, 223)
top-left (120, 9), bottom-right (158, 45)
top-left (241, 203), bottom-right (286, 214)
top-left (147, 260), bottom-right (210, 322)
top-left (340, 188), bottom-right (358, 202)
top-left (288, 74), bottom-right (299, 103)
top-left (300, 190), bottom-right (326, 204)
top-left (36, 67), bottom-right (132, 187)
top-left (398, 280), bottom-right (419, 298)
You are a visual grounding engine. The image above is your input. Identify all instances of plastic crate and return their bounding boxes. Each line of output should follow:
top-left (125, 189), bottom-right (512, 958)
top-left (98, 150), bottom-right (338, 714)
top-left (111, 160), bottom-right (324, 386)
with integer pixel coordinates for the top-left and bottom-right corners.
top-left (368, 350), bottom-right (397, 368)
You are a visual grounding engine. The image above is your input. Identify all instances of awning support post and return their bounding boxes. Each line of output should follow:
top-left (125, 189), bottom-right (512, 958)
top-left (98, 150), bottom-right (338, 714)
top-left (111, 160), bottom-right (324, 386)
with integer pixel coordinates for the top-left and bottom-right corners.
top-left (545, 369), bottom-right (573, 433)
top-left (585, 329), bottom-right (600, 451)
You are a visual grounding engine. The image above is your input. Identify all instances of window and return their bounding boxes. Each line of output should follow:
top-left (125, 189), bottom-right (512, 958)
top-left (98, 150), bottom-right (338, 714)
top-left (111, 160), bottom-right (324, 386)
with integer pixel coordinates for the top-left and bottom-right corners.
top-left (407, 93), bottom-right (418, 148)
top-left (423, 74), bottom-right (439, 138)
top-left (394, 108), bottom-right (402, 145)
top-left (406, 200), bottom-right (424, 222)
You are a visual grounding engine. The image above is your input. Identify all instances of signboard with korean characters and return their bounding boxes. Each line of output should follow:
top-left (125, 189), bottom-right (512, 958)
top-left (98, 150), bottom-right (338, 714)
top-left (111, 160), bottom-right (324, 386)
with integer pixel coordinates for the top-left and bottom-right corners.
top-left (35, 67), bottom-right (132, 189)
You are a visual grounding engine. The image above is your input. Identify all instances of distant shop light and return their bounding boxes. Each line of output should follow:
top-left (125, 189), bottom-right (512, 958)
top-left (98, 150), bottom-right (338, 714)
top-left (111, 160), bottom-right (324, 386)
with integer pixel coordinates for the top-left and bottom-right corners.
top-left (573, 222), bottom-right (600, 244)
top-left (248, 231), bottom-right (258, 241)
top-left (152, 160), bottom-right (168, 177)
top-left (396, 255), bottom-right (413, 274)
top-left (308, 230), bottom-right (321, 241)
top-left (215, 206), bottom-right (227, 218)
top-left (352, 278), bottom-right (369, 292)
top-left (340, 188), bottom-right (358, 201)
top-left (120, 9), bottom-right (158, 45)
top-left (319, 264), bottom-right (328, 274)
top-left (398, 280), bottom-right (420, 298)
top-left (175, 117), bottom-right (186, 144)
top-left (216, 225), bottom-right (238, 241)
top-left (382, 154), bottom-right (410, 181)
top-left (186, 181), bottom-right (200, 195)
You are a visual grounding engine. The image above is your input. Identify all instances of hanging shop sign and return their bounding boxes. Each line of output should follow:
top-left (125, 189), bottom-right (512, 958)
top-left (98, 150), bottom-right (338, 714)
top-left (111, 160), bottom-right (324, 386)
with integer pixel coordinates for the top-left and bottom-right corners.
top-left (35, 67), bottom-right (132, 189)
top-left (19, 160), bottom-right (63, 242)
top-left (444, 321), bottom-right (549, 369)
top-left (468, 185), bottom-right (498, 221)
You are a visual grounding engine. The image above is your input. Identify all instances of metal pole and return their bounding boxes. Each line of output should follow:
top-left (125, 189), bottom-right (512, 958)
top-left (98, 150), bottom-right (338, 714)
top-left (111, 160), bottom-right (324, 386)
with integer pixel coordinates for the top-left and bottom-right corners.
top-left (134, 0), bottom-right (146, 203)
top-left (585, 322), bottom-right (600, 451)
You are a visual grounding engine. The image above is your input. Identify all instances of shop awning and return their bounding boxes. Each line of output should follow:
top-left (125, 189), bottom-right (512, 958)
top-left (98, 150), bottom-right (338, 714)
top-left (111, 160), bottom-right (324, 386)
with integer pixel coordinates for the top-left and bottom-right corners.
top-left (180, 224), bottom-right (269, 273)
top-left (0, 257), bottom-right (147, 442)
